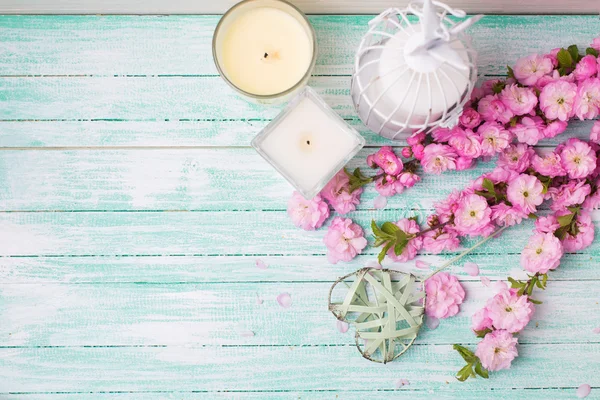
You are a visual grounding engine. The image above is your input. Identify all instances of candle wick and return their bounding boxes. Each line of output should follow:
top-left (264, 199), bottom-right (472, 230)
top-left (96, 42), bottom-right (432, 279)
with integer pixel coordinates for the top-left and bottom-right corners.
top-left (306, 140), bottom-right (310, 145)
top-left (264, 52), bottom-right (268, 59)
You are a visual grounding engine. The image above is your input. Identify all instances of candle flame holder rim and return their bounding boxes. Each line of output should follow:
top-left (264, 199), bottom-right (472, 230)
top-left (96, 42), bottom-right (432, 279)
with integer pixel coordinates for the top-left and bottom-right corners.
top-left (212, 0), bottom-right (318, 102)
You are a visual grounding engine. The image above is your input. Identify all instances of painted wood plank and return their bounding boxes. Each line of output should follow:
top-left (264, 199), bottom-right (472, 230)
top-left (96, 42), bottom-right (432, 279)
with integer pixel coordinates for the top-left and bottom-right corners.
top-left (0, 16), bottom-right (598, 76)
top-left (1, 253), bottom-right (597, 284)
top-left (1, 209), bottom-right (600, 257)
top-left (1, 281), bottom-right (597, 347)
top-left (1, 344), bottom-right (598, 392)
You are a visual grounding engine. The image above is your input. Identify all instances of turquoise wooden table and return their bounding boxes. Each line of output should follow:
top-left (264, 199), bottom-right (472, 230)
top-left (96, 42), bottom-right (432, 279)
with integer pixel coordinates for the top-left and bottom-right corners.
top-left (1, 14), bottom-right (600, 399)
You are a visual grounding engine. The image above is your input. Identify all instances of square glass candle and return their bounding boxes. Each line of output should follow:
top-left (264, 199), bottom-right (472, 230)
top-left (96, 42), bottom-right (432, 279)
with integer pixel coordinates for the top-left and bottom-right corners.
top-left (252, 87), bottom-right (365, 199)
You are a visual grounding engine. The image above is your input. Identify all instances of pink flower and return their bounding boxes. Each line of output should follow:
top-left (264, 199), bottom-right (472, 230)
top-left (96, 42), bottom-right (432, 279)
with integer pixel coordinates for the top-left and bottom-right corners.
top-left (421, 144), bottom-right (457, 174)
top-left (484, 167), bottom-right (519, 184)
top-left (435, 191), bottom-right (461, 223)
top-left (455, 156), bottom-right (474, 170)
top-left (592, 37), bottom-right (600, 51)
top-left (471, 307), bottom-right (493, 332)
top-left (543, 119), bottom-right (567, 138)
top-left (491, 203), bottom-right (527, 227)
top-left (574, 55), bottom-right (598, 81)
top-left (531, 152), bottom-right (567, 177)
top-left (478, 122), bottom-right (512, 156)
top-left (323, 217), bottom-right (367, 264)
top-left (453, 193), bottom-right (492, 236)
top-left (321, 171), bottom-right (363, 215)
top-left (534, 214), bottom-right (560, 234)
top-left (574, 78), bottom-right (600, 120)
top-left (424, 272), bottom-right (465, 319)
top-left (560, 139), bottom-right (597, 179)
top-left (386, 218), bottom-right (423, 262)
top-left (562, 211), bottom-right (595, 251)
top-left (548, 181), bottom-right (591, 211)
top-left (506, 174), bottom-right (544, 214)
top-left (449, 130), bottom-right (482, 158)
top-left (590, 121), bottom-right (600, 143)
top-left (397, 172), bottom-right (420, 188)
top-left (510, 116), bottom-right (546, 145)
top-left (540, 80), bottom-right (578, 121)
top-left (407, 132), bottom-right (425, 145)
top-left (514, 54), bottom-right (553, 85)
top-left (422, 227), bottom-right (460, 254)
top-left (287, 192), bottom-right (330, 230)
top-left (431, 127), bottom-right (453, 142)
top-left (459, 108), bottom-right (482, 129)
top-left (500, 84), bottom-right (538, 115)
top-left (487, 289), bottom-right (534, 333)
top-left (545, 48), bottom-right (561, 68)
top-left (373, 146), bottom-right (403, 175)
top-left (411, 144), bottom-right (425, 160)
top-left (475, 330), bottom-right (519, 372)
top-left (478, 94), bottom-right (514, 124)
top-left (498, 144), bottom-right (535, 173)
top-left (401, 147), bottom-right (412, 158)
top-left (521, 232), bottom-right (563, 274)
top-left (375, 175), bottom-right (397, 197)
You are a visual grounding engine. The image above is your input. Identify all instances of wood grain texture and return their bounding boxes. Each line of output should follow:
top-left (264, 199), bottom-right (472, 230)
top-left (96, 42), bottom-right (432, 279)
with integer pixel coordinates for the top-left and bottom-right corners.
top-left (1, 0), bottom-right (600, 15)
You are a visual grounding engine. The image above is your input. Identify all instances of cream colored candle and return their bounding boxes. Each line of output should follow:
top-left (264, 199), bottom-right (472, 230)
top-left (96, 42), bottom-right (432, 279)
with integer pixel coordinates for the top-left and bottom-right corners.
top-left (213, 0), bottom-right (316, 100)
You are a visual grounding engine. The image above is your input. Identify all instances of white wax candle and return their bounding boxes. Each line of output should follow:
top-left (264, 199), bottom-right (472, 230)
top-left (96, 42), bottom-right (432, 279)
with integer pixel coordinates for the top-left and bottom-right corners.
top-left (215, 2), bottom-right (314, 97)
top-left (253, 88), bottom-right (364, 198)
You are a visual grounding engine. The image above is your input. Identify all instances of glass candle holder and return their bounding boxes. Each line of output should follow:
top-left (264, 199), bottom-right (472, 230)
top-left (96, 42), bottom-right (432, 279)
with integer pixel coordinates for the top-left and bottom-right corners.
top-left (252, 87), bottom-right (365, 199)
top-left (213, 0), bottom-right (317, 104)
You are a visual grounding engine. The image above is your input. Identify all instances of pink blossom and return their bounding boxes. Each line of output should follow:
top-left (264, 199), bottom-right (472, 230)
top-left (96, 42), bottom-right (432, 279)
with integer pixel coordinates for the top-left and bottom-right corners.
top-left (545, 48), bottom-right (561, 68)
top-left (478, 122), bottom-right (512, 156)
top-left (385, 218), bottom-right (423, 262)
top-left (422, 227), bottom-right (460, 254)
top-left (453, 193), bottom-right (493, 236)
top-left (497, 144), bottom-right (535, 173)
top-left (471, 87), bottom-right (485, 101)
top-left (560, 139), bottom-right (597, 179)
top-left (574, 78), bottom-right (600, 120)
top-left (590, 121), bottom-right (600, 143)
top-left (562, 211), bottom-right (595, 251)
top-left (373, 146), bottom-right (403, 175)
top-left (366, 154), bottom-right (377, 168)
top-left (401, 147), bottom-right (412, 158)
top-left (475, 330), bottom-right (519, 371)
top-left (449, 130), bottom-right (482, 158)
top-left (431, 127), bottom-right (453, 142)
top-left (288, 192), bottom-right (330, 230)
top-left (534, 214), bottom-right (560, 234)
top-left (421, 144), bottom-right (457, 174)
top-left (491, 203), bottom-right (527, 227)
top-left (411, 144), bottom-right (425, 160)
top-left (375, 175), bottom-right (397, 197)
top-left (481, 79), bottom-right (502, 95)
top-left (510, 116), bottom-right (546, 145)
top-left (500, 84), bottom-right (538, 115)
top-left (471, 307), bottom-right (493, 332)
top-left (583, 180), bottom-right (600, 210)
top-left (424, 272), bottom-right (465, 319)
top-left (484, 167), bottom-right (519, 184)
top-left (323, 217), bottom-right (367, 264)
top-left (521, 232), bottom-right (564, 274)
top-left (513, 54), bottom-right (553, 86)
top-left (478, 94), bottom-right (514, 124)
top-left (548, 181), bottom-right (591, 211)
top-left (459, 108), bottom-right (482, 129)
top-left (543, 119), bottom-right (567, 138)
top-left (540, 80), bottom-right (578, 121)
top-left (455, 156), bottom-right (474, 170)
top-left (506, 174), bottom-right (544, 214)
top-left (487, 289), bottom-right (534, 333)
top-left (574, 55), bottom-right (598, 81)
top-left (592, 37), bottom-right (600, 51)
top-left (434, 191), bottom-right (461, 223)
top-left (531, 153), bottom-right (567, 177)
top-left (321, 170), bottom-right (363, 215)
top-left (407, 132), bottom-right (425, 145)
top-left (397, 172), bottom-right (420, 188)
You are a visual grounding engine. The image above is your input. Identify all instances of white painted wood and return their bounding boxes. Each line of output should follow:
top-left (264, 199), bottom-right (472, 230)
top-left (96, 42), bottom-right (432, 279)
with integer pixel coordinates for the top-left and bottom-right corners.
top-left (1, 0), bottom-right (599, 14)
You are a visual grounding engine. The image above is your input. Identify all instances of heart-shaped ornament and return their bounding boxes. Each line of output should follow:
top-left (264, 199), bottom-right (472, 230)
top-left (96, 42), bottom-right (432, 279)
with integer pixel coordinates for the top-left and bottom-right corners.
top-left (328, 267), bottom-right (425, 363)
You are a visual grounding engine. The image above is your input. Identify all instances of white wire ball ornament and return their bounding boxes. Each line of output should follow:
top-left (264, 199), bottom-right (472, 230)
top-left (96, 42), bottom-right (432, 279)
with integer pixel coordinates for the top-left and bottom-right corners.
top-left (350, 1), bottom-right (483, 140)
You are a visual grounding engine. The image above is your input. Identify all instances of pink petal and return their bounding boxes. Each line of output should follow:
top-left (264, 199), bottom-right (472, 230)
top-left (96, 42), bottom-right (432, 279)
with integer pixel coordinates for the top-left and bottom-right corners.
top-left (336, 320), bottom-right (349, 333)
top-left (366, 260), bottom-right (382, 270)
top-left (395, 378), bottom-right (410, 388)
top-left (415, 260), bottom-right (430, 270)
top-left (463, 262), bottom-right (479, 276)
top-left (277, 292), bottom-right (292, 308)
top-left (480, 276), bottom-right (491, 287)
top-left (255, 259), bottom-right (268, 270)
top-left (577, 384), bottom-right (591, 398)
top-left (238, 330), bottom-right (255, 337)
top-left (426, 316), bottom-right (440, 330)
top-left (593, 327), bottom-right (600, 334)
top-left (374, 196), bottom-right (388, 209)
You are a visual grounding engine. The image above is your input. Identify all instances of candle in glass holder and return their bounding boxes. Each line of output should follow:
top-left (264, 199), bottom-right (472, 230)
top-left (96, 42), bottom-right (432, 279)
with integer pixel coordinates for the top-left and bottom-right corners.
top-left (252, 87), bottom-right (365, 198)
top-left (213, 0), bottom-right (317, 103)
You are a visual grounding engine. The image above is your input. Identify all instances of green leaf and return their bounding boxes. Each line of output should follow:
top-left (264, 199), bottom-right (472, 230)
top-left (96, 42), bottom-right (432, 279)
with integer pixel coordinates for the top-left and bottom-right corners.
top-left (567, 205), bottom-right (580, 214)
top-left (381, 222), bottom-right (400, 235)
top-left (508, 277), bottom-right (526, 289)
top-left (378, 241), bottom-right (394, 264)
top-left (557, 212), bottom-right (574, 227)
top-left (456, 363), bottom-right (474, 382)
top-left (453, 344), bottom-right (476, 363)
top-left (586, 47), bottom-right (599, 57)
top-left (474, 190), bottom-right (495, 199)
top-left (373, 237), bottom-right (387, 247)
top-left (528, 213), bottom-right (538, 220)
top-left (534, 277), bottom-right (545, 289)
top-left (371, 220), bottom-right (384, 238)
top-left (542, 273), bottom-right (548, 287)
top-left (557, 48), bottom-right (573, 69)
top-left (568, 44), bottom-right (580, 62)
top-left (474, 328), bottom-right (492, 338)
top-left (492, 81), bottom-right (506, 94)
top-left (482, 178), bottom-right (496, 195)
top-left (474, 361), bottom-right (489, 379)
top-left (507, 65), bottom-right (515, 79)
top-left (529, 298), bottom-right (543, 304)
top-left (393, 240), bottom-right (408, 256)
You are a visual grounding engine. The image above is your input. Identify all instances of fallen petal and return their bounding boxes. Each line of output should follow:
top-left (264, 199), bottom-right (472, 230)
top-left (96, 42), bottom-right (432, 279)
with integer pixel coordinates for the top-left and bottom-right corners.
top-left (395, 378), bottom-right (410, 388)
top-left (463, 262), bottom-right (479, 276)
top-left (374, 196), bottom-right (388, 209)
top-left (239, 330), bottom-right (255, 337)
top-left (480, 276), bottom-right (491, 287)
top-left (577, 384), bottom-right (591, 398)
top-left (277, 292), bottom-right (292, 308)
top-left (415, 260), bottom-right (430, 270)
top-left (426, 316), bottom-right (440, 330)
top-left (593, 327), bottom-right (600, 334)
top-left (255, 259), bottom-right (268, 270)
top-left (336, 320), bottom-right (349, 333)
top-left (255, 294), bottom-right (264, 305)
